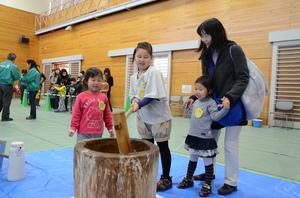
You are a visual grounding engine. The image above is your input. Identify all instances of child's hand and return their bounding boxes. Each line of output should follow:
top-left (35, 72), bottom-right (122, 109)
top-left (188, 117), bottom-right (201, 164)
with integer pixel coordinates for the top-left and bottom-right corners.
top-left (183, 98), bottom-right (194, 109)
top-left (69, 129), bottom-right (76, 137)
top-left (109, 130), bottom-right (115, 138)
top-left (131, 98), bottom-right (139, 104)
top-left (221, 97), bottom-right (230, 109)
top-left (131, 103), bottom-right (139, 112)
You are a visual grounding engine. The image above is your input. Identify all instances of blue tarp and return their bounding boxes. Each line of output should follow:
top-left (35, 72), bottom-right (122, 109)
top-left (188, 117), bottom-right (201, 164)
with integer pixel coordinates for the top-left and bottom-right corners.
top-left (0, 148), bottom-right (299, 198)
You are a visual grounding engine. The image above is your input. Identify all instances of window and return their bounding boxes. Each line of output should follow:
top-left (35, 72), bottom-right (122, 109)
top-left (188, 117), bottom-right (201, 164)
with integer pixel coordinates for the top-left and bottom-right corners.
top-left (42, 55), bottom-right (83, 93)
top-left (269, 41), bottom-right (300, 128)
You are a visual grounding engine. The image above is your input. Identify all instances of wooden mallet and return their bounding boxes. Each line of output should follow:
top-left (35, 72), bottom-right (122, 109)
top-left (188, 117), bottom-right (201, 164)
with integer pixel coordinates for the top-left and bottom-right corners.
top-left (112, 107), bottom-right (134, 154)
top-left (0, 153), bottom-right (9, 158)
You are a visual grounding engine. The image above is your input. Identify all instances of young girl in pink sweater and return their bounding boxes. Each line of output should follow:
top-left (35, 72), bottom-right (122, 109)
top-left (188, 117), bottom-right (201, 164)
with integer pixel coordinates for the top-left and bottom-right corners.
top-left (69, 67), bottom-right (114, 142)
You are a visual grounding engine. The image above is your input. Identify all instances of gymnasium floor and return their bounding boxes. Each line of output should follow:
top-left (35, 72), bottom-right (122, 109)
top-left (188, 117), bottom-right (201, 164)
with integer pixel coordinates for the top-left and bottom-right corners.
top-left (0, 98), bottom-right (300, 197)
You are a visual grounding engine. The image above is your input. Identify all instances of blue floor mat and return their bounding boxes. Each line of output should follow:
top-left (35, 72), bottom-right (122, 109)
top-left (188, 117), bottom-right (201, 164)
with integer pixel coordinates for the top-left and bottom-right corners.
top-left (0, 148), bottom-right (299, 198)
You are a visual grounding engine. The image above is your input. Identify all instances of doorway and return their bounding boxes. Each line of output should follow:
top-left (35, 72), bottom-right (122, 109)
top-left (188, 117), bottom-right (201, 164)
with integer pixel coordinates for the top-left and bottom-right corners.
top-left (42, 55), bottom-right (83, 93)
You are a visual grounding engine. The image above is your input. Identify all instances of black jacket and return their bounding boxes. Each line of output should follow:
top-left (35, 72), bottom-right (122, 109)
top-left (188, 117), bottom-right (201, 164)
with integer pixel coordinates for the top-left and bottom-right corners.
top-left (202, 41), bottom-right (249, 105)
top-left (196, 41), bottom-right (249, 128)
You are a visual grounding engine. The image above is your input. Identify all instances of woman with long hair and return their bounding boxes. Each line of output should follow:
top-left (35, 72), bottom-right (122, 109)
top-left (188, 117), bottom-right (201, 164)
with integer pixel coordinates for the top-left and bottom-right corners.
top-left (104, 68), bottom-right (113, 111)
top-left (185, 18), bottom-right (249, 195)
top-left (20, 59), bottom-right (40, 119)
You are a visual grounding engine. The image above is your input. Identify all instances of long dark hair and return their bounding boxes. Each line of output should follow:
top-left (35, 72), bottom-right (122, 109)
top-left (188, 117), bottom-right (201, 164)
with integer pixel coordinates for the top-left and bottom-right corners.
top-left (27, 59), bottom-right (38, 70)
top-left (83, 67), bottom-right (103, 91)
top-left (104, 68), bottom-right (111, 78)
top-left (196, 18), bottom-right (229, 60)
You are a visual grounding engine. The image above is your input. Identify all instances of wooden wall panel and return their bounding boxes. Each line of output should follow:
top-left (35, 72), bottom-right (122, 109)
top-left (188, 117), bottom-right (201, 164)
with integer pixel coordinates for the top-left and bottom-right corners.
top-left (3, 0), bottom-right (300, 123)
top-left (171, 50), bottom-right (200, 96)
top-left (0, 5), bottom-right (39, 72)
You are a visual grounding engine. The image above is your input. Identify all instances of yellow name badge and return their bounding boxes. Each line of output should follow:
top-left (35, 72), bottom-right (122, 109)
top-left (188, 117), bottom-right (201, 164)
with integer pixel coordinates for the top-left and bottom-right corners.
top-left (138, 89), bottom-right (146, 98)
top-left (99, 101), bottom-right (106, 110)
top-left (194, 108), bottom-right (203, 118)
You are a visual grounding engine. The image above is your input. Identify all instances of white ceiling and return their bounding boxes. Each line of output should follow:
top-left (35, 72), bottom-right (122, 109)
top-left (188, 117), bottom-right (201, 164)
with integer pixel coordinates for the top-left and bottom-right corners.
top-left (0, 0), bottom-right (49, 14)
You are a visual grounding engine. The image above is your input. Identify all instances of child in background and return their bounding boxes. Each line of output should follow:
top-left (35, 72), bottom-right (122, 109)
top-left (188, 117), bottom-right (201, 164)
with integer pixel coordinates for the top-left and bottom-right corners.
top-left (129, 42), bottom-right (173, 192)
top-left (100, 74), bottom-right (109, 96)
top-left (49, 84), bottom-right (58, 110)
top-left (178, 76), bottom-right (230, 197)
top-left (13, 86), bottom-right (21, 95)
top-left (76, 76), bottom-right (83, 94)
top-left (35, 90), bottom-right (41, 107)
top-left (18, 69), bottom-right (27, 104)
top-left (67, 77), bottom-right (78, 113)
top-left (69, 67), bottom-right (114, 142)
top-left (54, 79), bottom-right (67, 112)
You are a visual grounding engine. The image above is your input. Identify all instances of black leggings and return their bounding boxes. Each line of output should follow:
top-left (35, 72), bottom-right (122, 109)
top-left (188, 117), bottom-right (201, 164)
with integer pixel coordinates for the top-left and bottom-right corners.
top-left (145, 139), bottom-right (171, 177)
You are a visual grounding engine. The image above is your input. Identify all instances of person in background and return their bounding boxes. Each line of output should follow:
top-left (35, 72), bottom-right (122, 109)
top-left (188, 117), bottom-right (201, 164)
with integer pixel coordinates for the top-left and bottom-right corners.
top-left (76, 76), bottom-right (83, 94)
top-left (100, 74), bottom-right (109, 96)
top-left (54, 68), bottom-right (61, 84)
top-left (13, 85), bottom-right (21, 96)
top-left (57, 69), bottom-right (70, 111)
top-left (67, 77), bottom-right (78, 113)
top-left (54, 79), bottom-right (67, 113)
top-left (54, 68), bottom-right (61, 110)
top-left (69, 67), bottom-right (114, 141)
top-left (129, 42), bottom-right (173, 192)
top-left (78, 70), bottom-right (85, 81)
top-left (184, 18), bottom-right (249, 195)
top-left (37, 65), bottom-right (46, 88)
top-left (35, 90), bottom-right (41, 107)
top-left (49, 84), bottom-right (58, 110)
top-left (104, 68), bottom-right (113, 111)
top-left (178, 76), bottom-right (230, 197)
top-left (49, 69), bottom-right (58, 85)
top-left (0, 53), bottom-right (20, 121)
top-left (76, 70), bottom-right (84, 94)
top-left (20, 59), bottom-right (40, 120)
top-left (18, 69), bottom-right (27, 104)
top-left (36, 65), bottom-right (46, 107)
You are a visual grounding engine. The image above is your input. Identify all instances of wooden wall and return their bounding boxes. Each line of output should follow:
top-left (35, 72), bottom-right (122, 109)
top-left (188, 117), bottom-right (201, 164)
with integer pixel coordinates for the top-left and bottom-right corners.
top-left (1, 0), bottom-right (300, 124)
top-left (0, 5), bottom-right (39, 70)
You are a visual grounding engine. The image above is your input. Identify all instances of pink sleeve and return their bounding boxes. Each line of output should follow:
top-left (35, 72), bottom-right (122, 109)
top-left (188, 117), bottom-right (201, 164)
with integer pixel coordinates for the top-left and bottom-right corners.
top-left (70, 95), bottom-right (82, 131)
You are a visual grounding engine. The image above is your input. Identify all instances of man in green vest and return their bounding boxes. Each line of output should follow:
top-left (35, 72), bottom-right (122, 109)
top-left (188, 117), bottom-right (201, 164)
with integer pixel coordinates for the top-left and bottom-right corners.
top-left (0, 53), bottom-right (20, 121)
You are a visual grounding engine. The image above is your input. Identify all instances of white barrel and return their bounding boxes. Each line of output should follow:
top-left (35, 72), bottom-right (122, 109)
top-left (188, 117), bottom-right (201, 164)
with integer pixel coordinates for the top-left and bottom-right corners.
top-left (7, 141), bottom-right (26, 181)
